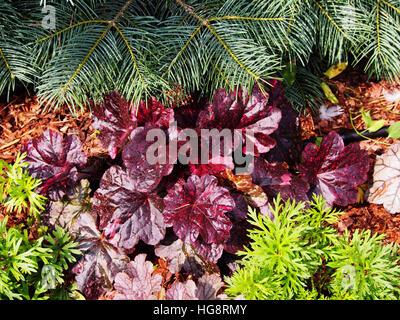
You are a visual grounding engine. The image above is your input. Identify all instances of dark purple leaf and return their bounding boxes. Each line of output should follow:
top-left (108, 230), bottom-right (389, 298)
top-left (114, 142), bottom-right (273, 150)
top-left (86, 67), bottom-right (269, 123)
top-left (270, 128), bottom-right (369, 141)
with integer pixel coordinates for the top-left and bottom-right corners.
top-left (264, 103), bottom-right (301, 166)
top-left (197, 83), bottom-right (282, 155)
top-left (299, 132), bottom-right (369, 207)
top-left (20, 129), bottom-right (87, 201)
top-left (91, 91), bottom-right (136, 159)
top-left (267, 79), bottom-right (288, 108)
top-left (192, 235), bottom-right (224, 263)
top-left (223, 219), bottom-right (252, 254)
top-left (122, 125), bottom-right (174, 193)
top-left (113, 254), bottom-right (162, 300)
top-left (135, 97), bottom-right (174, 129)
top-left (163, 175), bottom-right (234, 245)
top-left (92, 166), bottom-right (166, 253)
top-left (173, 97), bottom-right (207, 129)
top-left (225, 192), bottom-right (248, 222)
top-left (251, 157), bottom-right (310, 203)
top-left (189, 154), bottom-right (234, 177)
top-left (71, 211), bottom-right (129, 300)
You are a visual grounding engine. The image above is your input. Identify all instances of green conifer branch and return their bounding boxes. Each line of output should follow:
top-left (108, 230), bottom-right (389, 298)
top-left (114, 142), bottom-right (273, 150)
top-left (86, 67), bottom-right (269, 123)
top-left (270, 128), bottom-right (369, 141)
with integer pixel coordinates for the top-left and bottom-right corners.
top-left (382, 0), bottom-right (400, 13)
top-left (312, 0), bottom-right (348, 39)
top-left (0, 47), bottom-right (14, 79)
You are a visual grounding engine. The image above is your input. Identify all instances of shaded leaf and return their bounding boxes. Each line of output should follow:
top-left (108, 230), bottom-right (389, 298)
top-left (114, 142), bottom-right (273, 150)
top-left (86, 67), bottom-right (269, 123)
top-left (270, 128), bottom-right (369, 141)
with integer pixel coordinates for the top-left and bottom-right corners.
top-left (264, 103), bottom-right (301, 166)
top-left (251, 157), bottom-right (310, 203)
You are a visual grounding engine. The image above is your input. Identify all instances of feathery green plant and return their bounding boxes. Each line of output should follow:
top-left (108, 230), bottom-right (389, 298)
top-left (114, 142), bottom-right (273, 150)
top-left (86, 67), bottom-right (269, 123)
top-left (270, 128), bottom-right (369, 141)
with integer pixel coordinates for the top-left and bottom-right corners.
top-left (1, 0), bottom-right (400, 113)
top-left (0, 152), bottom-right (46, 221)
top-left (225, 194), bottom-right (400, 300)
top-left (0, 217), bottom-right (82, 300)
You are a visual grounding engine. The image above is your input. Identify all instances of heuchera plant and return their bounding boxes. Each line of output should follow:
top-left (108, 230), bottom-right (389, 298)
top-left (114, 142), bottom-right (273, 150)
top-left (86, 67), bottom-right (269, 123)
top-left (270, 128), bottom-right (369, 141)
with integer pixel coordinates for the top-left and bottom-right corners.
top-left (21, 80), bottom-right (370, 300)
top-left (20, 129), bottom-right (87, 201)
top-left (298, 131), bottom-right (369, 207)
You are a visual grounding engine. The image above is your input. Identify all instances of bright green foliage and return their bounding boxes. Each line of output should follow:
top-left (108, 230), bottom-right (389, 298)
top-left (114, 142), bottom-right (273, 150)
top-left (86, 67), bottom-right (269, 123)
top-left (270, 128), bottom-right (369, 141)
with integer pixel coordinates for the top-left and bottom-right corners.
top-left (0, 217), bottom-right (82, 300)
top-left (1, 0), bottom-right (400, 113)
top-left (225, 194), bottom-right (400, 300)
top-left (329, 229), bottom-right (400, 299)
top-left (360, 107), bottom-right (386, 133)
top-left (0, 152), bottom-right (46, 220)
top-left (387, 121), bottom-right (400, 140)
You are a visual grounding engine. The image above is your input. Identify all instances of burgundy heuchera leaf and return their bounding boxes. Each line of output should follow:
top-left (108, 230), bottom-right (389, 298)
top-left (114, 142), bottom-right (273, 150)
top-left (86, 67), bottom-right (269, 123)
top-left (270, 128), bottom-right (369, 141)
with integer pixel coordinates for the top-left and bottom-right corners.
top-left (251, 157), bottom-right (310, 203)
top-left (113, 254), bottom-right (162, 300)
top-left (163, 174), bottom-right (234, 245)
top-left (91, 91), bottom-right (137, 159)
top-left (264, 103), bottom-right (301, 166)
top-left (135, 97), bottom-right (174, 129)
top-left (21, 129), bottom-right (87, 201)
top-left (299, 132), bottom-right (369, 207)
top-left (92, 165), bottom-right (166, 253)
top-left (224, 193), bottom-right (252, 254)
top-left (192, 235), bottom-right (224, 263)
top-left (122, 125), bottom-right (174, 193)
top-left (197, 83), bottom-right (282, 155)
top-left (71, 211), bottom-right (129, 300)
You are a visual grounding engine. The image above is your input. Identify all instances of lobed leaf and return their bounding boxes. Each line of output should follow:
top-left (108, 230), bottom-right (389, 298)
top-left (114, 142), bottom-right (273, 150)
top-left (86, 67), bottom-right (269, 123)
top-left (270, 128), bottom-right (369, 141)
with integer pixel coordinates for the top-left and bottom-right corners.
top-left (163, 174), bottom-right (234, 245)
top-left (113, 254), bottom-right (162, 300)
top-left (92, 166), bottom-right (166, 253)
top-left (21, 129), bottom-right (87, 201)
top-left (299, 132), bottom-right (369, 207)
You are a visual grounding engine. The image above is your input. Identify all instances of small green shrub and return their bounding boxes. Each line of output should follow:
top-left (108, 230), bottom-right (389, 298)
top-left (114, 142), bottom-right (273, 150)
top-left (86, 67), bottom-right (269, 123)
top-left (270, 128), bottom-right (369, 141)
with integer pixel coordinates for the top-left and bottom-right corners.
top-left (225, 194), bottom-right (400, 300)
top-left (0, 217), bottom-right (82, 300)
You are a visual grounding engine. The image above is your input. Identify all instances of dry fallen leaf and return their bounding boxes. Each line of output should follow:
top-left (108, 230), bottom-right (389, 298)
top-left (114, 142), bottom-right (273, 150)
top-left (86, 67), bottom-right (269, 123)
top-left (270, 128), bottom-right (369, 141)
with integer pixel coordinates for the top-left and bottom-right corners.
top-left (368, 143), bottom-right (400, 214)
